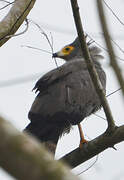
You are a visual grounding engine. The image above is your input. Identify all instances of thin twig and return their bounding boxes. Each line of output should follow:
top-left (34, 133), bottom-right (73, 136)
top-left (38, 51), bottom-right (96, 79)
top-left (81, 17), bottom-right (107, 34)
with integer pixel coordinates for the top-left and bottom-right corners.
top-left (5, 19), bottom-right (29, 38)
top-left (102, 0), bottom-right (124, 26)
top-left (110, 37), bottom-right (124, 54)
top-left (21, 45), bottom-right (52, 54)
top-left (0, 0), bottom-right (12, 3)
top-left (99, 32), bottom-right (124, 55)
top-left (0, 1), bottom-right (14, 10)
top-left (106, 88), bottom-right (121, 97)
top-left (70, 0), bottom-right (115, 131)
top-left (87, 34), bottom-right (124, 62)
top-left (97, 0), bottom-right (124, 98)
top-left (28, 19), bottom-right (58, 68)
top-left (50, 32), bottom-right (54, 49)
top-left (77, 155), bottom-right (99, 176)
top-left (93, 113), bottom-right (106, 121)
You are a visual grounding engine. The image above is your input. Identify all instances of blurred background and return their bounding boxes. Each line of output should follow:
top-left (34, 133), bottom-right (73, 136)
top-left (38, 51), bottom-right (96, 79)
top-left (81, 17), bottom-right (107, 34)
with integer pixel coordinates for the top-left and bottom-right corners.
top-left (0, 0), bottom-right (124, 179)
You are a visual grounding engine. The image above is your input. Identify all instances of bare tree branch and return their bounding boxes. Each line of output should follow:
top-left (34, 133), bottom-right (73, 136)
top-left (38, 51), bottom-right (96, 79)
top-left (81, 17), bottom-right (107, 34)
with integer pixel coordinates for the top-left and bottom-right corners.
top-left (0, 0), bottom-right (36, 47)
top-left (70, 0), bottom-right (115, 132)
top-left (60, 125), bottom-right (124, 168)
top-left (96, 0), bottom-right (124, 98)
top-left (0, 116), bottom-right (80, 180)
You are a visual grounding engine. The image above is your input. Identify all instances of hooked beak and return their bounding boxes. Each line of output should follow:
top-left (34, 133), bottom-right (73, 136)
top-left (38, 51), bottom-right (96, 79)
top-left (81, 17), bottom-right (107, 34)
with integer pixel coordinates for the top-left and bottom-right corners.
top-left (52, 53), bottom-right (58, 58)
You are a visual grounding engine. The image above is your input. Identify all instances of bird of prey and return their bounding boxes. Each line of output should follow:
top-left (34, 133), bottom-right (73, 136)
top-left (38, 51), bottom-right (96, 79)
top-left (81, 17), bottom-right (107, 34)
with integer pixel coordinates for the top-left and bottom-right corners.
top-left (25, 37), bottom-right (106, 155)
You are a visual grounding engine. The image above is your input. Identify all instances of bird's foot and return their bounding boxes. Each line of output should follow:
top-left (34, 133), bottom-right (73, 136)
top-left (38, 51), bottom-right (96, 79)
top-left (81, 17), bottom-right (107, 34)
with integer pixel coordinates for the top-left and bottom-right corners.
top-left (79, 138), bottom-right (88, 149)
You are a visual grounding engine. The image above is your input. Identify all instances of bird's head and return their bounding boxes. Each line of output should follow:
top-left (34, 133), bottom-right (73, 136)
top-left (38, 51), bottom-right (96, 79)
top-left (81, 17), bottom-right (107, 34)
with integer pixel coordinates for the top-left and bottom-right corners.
top-left (53, 37), bottom-right (103, 61)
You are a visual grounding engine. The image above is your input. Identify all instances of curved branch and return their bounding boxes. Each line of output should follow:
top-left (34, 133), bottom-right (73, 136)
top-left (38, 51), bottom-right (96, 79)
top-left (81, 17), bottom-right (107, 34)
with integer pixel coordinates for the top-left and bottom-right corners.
top-left (60, 125), bottom-right (124, 168)
top-left (0, 116), bottom-right (79, 180)
top-left (0, 0), bottom-right (36, 46)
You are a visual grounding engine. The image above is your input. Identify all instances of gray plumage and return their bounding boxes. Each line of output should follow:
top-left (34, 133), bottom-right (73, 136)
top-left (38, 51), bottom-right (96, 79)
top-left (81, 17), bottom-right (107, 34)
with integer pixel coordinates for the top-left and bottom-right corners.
top-left (25, 37), bottom-right (106, 154)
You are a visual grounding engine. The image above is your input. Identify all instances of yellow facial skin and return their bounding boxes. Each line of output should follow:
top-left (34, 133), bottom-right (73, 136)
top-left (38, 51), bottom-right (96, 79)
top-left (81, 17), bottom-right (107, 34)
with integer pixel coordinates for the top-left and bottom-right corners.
top-left (57, 46), bottom-right (74, 57)
top-left (62, 46), bottom-right (74, 55)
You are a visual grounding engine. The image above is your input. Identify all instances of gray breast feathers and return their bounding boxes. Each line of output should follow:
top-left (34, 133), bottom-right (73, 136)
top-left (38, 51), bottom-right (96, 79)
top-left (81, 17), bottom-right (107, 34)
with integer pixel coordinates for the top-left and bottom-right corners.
top-left (29, 60), bottom-right (106, 125)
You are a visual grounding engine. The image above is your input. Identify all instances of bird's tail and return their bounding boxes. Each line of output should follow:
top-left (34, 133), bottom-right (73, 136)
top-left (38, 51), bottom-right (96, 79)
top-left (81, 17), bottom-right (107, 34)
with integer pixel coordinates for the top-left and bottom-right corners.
top-left (24, 120), bottom-right (62, 155)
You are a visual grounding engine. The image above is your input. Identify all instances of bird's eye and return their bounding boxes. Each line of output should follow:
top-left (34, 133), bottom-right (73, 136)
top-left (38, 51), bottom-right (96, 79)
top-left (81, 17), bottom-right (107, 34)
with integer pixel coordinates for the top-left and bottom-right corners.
top-left (62, 46), bottom-right (74, 55)
top-left (65, 47), bottom-right (70, 51)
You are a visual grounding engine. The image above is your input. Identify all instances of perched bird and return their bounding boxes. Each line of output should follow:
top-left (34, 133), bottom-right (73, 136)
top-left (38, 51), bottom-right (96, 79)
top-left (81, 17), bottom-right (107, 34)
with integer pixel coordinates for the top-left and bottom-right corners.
top-left (24, 37), bottom-right (106, 155)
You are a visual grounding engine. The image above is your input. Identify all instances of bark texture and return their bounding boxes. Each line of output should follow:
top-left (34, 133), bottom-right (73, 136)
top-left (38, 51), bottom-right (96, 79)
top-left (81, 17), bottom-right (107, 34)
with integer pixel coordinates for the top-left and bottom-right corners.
top-left (0, 0), bottom-right (36, 46)
top-left (0, 116), bottom-right (79, 180)
top-left (61, 125), bottom-right (124, 168)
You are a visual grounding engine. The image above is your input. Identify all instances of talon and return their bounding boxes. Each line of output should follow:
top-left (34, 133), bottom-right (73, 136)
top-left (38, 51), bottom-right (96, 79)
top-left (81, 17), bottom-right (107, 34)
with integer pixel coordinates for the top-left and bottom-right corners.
top-left (79, 139), bottom-right (88, 148)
